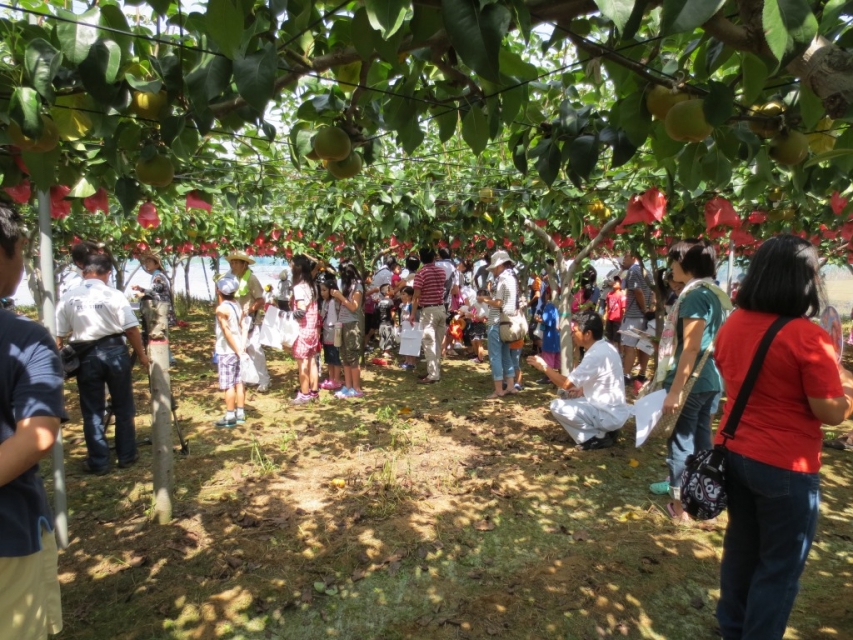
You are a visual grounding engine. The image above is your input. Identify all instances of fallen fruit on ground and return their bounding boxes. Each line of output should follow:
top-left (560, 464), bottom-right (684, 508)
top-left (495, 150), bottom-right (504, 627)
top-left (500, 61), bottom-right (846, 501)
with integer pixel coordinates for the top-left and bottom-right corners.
top-left (313, 126), bottom-right (352, 161)
top-left (136, 154), bottom-right (175, 187)
top-left (769, 130), bottom-right (809, 166)
top-left (645, 85), bottom-right (689, 120)
top-left (664, 99), bottom-right (713, 143)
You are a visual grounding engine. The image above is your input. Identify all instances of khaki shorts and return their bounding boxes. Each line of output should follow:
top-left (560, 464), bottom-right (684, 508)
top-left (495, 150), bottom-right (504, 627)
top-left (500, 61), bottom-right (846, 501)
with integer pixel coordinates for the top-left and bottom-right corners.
top-left (340, 321), bottom-right (363, 367)
top-left (0, 528), bottom-right (63, 640)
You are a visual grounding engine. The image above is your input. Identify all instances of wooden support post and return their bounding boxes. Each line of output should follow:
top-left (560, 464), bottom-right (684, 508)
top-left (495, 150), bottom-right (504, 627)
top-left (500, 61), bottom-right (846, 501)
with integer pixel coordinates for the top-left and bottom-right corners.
top-left (149, 340), bottom-right (173, 524)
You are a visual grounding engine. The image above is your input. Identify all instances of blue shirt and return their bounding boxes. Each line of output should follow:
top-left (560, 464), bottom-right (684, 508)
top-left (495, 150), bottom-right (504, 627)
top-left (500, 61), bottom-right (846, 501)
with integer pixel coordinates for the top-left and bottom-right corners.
top-left (541, 302), bottom-right (560, 353)
top-left (0, 311), bottom-right (67, 556)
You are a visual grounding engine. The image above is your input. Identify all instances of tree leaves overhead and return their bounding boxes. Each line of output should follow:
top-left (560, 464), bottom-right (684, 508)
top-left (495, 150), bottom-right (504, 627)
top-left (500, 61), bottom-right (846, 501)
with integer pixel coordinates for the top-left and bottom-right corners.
top-left (24, 39), bottom-right (62, 103)
top-left (762, 0), bottom-right (819, 67)
top-left (461, 106), bottom-right (488, 155)
top-left (234, 44), bottom-right (277, 112)
top-left (205, 0), bottom-right (245, 59)
top-left (9, 87), bottom-right (42, 138)
top-left (661, 0), bottom-right (725, 35)
top-left (55, 8), bottom-right (101, 65)
top-left (592, 0), bottom-right (635, 35)
top-left (442, 0), bottom-right (511, 83)
top-left (365, 0), bottom-right (410, 40)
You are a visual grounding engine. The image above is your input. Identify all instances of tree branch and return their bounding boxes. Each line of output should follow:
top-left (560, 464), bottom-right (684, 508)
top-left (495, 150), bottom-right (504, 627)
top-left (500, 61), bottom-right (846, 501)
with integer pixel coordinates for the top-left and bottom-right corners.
top-left (524, 218), bottom-right (561, 256)
top-left (702, 11), bottom-right (756, 53)
top-left (432, 50), bottom-right (484, 102)
top-left (574, 216), bottom-right (623, 264)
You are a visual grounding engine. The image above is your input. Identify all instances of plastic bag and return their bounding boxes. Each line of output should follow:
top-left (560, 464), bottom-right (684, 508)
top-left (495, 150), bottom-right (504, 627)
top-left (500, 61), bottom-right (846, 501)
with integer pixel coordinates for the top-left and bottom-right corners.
top-left (280, 312), bottom-right (300, 348)
top-left (259, 310), bottom-right (284, 349)
top-left (240, 352), bottom-right (260, 385)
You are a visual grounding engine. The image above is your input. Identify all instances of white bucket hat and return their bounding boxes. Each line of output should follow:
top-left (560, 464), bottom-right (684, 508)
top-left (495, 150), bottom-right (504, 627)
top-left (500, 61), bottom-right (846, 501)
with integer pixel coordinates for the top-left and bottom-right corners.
top-left (486, 250), bottom-right (514, 271)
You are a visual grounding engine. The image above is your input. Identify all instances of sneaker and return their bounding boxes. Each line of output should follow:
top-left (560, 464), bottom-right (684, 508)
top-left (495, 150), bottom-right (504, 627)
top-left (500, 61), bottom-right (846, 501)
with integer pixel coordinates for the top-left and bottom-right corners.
top-left (320, 379), bottom-right (336, 390)
top-left (118, 453), bottom-right (139, 469)
top-left (649, 479), bottom-right (671, 495)
top-left (469, 357), bottom-right (483, 363)
top-left (348, 389), bottom-right (365, 399)
top-left (577, 434), bottom-right (615, 451)
top-left (632, 379), bottom-right (645, 394)
top-left (334, 387), bottom-right (351, 399)
top-left (309, 390), bottom-right (319, 398)
top-left (236, 413), bottom-right (246, 424)
top-left (291, 392), bottom-right (313, 405)
top-left (82, 460), bottom-right (109, 475)
top-left (536, 377), bottom-right (551, 385)
top-left (257, 384), bottom-right (270, 393)
top-left (214, 416), bottom-right (236, 428)
top-left (514, 383), bottom-right (523, 392)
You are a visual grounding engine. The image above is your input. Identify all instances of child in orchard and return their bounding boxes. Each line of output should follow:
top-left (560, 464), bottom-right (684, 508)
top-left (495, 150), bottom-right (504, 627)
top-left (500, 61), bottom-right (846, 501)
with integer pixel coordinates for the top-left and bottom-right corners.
top-left (465, 289), bottom-right (489, 364)
top-left (535, 290), bottom-right (560, 384)
top-left (398, 286), bottom-right (418, 370)
top-left (319, 278), bottom-right (342, 391)
top-left (290, 255), bottom-right (320, 405)
top-left (377, 284), bottom-right (396, 360)
top-left (214, 275), bottom-right (246, 427)
top-left (605, 276), bottom-right (626, 344)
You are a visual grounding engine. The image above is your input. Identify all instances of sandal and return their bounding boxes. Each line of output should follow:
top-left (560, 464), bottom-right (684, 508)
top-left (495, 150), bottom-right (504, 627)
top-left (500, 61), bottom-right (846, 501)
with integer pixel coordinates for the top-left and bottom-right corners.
top-left (666, 501), bottom-right (691, 523)
top-left (649, 479), bottom-right (671, 495)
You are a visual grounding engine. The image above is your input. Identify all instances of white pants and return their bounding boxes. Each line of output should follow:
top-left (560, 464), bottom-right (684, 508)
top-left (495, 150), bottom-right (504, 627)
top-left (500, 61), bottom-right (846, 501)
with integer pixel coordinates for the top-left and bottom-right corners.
top-left (244, 319), bottom-right (270, 387)
top-left (550, 398), bottom-right (626, 444)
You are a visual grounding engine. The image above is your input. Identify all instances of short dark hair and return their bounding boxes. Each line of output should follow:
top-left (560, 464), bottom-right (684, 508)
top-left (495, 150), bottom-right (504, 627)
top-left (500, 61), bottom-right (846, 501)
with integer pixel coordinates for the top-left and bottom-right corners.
top-left (384, 255), bottom-right (397, 267)
top-left (736, 234), bottom-right (823, 318)
top-left (574, 310), bottom-right (604, 340)
top-left (477, 288), bottom-right (488, 296)
top-left (71, 241), bottom-right (97, 267)
top-left (0, 202), bottom-right (23, 258)
top-left (667, 238), bottom-right (716, 279)
top-left (438, 247), bottom-right (451, 260)
top-left (405, 255), bottom-right (420, 272)
top-left (419, 247), bottom-right (435, 264)
top-left (379, 283), bottom-right (390, 295)
top-left (402, 286), bottom-right (414, 297)
top-left (83, 253), bottom-right (113, 276)
top-left (580, 265), bottom-right (597, 286)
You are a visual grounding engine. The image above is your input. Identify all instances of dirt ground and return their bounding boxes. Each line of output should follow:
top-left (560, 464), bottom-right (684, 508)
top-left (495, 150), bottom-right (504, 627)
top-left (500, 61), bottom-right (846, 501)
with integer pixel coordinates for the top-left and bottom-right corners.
top-left (44, 309), bottom-right (853, 640)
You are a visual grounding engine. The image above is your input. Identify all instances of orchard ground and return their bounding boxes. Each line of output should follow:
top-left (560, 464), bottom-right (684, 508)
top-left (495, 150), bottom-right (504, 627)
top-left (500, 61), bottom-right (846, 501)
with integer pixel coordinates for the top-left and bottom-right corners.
top-left (44, 306), bottom-right (853, 640)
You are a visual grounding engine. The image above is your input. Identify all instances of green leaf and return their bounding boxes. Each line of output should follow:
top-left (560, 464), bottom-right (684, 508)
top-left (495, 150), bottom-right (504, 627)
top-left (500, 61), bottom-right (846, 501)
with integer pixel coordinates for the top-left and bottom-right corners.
top-left (24, 39), bottom-right (61, 103)
top-left (234, 44), bottom-right (277, 112)
top-left (678, 143), bottom-right (706, 191)
top-left (566, 135), bottom-right (599, 181)
top-left (507, 0), bottom-right (532, 42)
top-left (115, 176), bottom-right (142, 216)
top-left (593, 0), bottom-right (635, 34)
top-left (69, 175), bottom-right (97, 198)
top-left (351, 9), bottom-right (375, 60)
top-left (9, 87), bottom-right (42, 138)
top-left (614, 91), bottom-right (651, 147)
top-left (398, 118), bottom-right (424, 155)
top-left (498, 50), bottom-right (538, 81)
top-left (365, 0), bottom-right (410, 40)
top-left (78, 40), bottom-right (123, 104)
top-left (410, 4), bottom-right (443, 45)
top-left (609, 129), bottom-right (638, 168)
top-left (510, 129), bottom-right (529, 174)
top-left (461, 105), bottom-right (488, 155)
top-left (534, 138), bottom-right (561, 187)
top-left (501, 82), bottom-right (527, 125)
top-left (147, 0), bottom-right (172, 16)
top-left (701, 146), bottom-right (732, 187)
top-left (172, 127), bottom-right (200, 161)
top-left (126, 74), bottom-right (163, 94)
top-left (762, 0), bottom-right (819, 65)
top-left (56, 8), bottom-right (100, 65)
top-left (205, 0), bottom-right (245, 59)
top-left (703, 81), bottom-right (734, 126)
top-left (798, 85), bottom-right (824, 129)
top-left (662, 0), bottom-right (725, 34)
top-left (442, 0), bottom-right (511, 83)
top-left (435, 108), bottom-right (458, 143)
top-left (804, 147), bottom-right (853, 168)
top-left (23, 146), bottom-right (60, 191)
top-left (741, 53), bottom-right (768, 105)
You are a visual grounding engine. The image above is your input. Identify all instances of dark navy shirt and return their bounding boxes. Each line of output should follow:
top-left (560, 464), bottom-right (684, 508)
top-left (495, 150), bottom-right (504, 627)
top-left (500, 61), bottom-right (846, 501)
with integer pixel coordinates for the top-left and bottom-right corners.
top-left (0, 310), bottom-right (67, 556)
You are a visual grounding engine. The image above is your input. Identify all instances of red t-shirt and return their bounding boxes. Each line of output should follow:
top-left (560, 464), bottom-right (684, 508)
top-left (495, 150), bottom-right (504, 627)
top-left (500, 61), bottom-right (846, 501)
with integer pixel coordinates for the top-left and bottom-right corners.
top-left (606, 290), bottom-right (626, 321)
top-left (714, 310), bottom-right (843, 473)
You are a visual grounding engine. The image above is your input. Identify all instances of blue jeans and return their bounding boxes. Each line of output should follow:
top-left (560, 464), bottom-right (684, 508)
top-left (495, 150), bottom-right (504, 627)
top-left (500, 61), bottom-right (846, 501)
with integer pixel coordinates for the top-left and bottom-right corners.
top-left (510, 348), bottom-right (521, 380)
top-left (666, 389), bottom-right (716, 493)
top-left (487, 324), bottom-right (514, 382)
top-left (717, 451), bottom-right (820, 639)
top-left (77, 341), bottom-right (137, 470)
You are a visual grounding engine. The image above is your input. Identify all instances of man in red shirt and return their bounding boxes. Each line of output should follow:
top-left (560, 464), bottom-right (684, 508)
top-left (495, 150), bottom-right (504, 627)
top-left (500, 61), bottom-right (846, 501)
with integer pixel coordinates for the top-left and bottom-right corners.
top-left (410, 247), bottom-right (446, 384)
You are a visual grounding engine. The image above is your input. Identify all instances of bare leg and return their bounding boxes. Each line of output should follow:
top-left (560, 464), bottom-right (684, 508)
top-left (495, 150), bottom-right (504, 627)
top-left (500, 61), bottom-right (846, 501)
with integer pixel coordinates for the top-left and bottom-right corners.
top-left (343, 365), bottom-right (353, 389)
top-left (622, 345), bottom-right (637, 376)
top-left (350, 366), bottom-right (362, 392)
top-left (235, 383), bottom-right (245, 408)
top-left (225, 387), bottom-right (236, 411)
top-left (309, 355), bottom-right (319, 391)
top-left (297, 358), bottom-right (310, 394)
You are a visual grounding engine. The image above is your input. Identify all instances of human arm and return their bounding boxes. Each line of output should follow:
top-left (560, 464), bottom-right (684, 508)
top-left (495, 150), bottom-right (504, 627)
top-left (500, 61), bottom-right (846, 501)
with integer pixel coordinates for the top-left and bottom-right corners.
top-left (409, 289), bottom-right (421, 326)
top-left (124, 326), bottom-right (151, 367)
top-left (527, 354), bottom-right (577, 393)
top-left (806, 364), bottom-right (853, 425)
top-left (332, 287), bottom-right (362, 314)
top-left (662, 317), bottom-right (705, 414)
top-left (0, 417), bottom-right (60, 488)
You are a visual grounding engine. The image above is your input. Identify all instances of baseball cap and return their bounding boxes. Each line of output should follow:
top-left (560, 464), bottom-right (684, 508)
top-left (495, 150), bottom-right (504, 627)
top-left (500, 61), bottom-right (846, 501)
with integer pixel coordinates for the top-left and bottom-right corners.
top-left (217, 275), bottom-right (239, 295)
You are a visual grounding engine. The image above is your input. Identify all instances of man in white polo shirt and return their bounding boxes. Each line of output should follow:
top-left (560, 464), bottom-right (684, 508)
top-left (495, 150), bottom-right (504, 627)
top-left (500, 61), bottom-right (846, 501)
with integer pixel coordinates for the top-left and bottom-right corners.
top-left (57, 254), bottom-right (149, 474)
top-left (527, 311), bottom-right (629, 450)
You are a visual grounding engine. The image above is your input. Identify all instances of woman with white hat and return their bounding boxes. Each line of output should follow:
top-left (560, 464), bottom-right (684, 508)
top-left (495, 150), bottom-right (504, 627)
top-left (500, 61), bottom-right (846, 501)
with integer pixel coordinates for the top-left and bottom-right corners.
top-left (483, 250), bottom-right (519, 398)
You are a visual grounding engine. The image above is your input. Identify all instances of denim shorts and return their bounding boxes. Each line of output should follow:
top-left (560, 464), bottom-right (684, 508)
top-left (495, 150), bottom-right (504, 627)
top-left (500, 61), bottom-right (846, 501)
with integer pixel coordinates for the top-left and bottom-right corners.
top-left (323, 344), bottom-right (342, 366)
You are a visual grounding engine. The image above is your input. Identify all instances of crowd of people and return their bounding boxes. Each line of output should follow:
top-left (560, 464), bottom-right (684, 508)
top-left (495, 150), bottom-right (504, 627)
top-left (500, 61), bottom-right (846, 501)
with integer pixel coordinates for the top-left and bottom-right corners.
top-left (2, 188), bottom-right (853, 639)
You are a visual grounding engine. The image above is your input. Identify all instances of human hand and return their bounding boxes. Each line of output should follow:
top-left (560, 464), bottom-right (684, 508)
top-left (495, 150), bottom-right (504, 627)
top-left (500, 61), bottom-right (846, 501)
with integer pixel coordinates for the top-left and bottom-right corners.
top-left (526, 355), bottom-right (546, 371)
top-left (138, 355), bottom-right (151, 368)
top-left (663, 389), bottom-right (680, 414)
top-left (567, 388), bottom-right (583, 398)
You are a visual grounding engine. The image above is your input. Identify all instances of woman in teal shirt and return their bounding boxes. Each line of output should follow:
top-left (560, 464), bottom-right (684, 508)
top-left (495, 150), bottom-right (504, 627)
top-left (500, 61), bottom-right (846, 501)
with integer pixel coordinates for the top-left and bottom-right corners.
top-left (651, 239), bottom-right (732, 521)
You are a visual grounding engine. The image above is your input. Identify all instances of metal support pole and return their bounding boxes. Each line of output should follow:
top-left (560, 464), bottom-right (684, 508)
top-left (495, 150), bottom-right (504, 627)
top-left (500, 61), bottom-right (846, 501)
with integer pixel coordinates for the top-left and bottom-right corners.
top-left (149, 340), bottom-right (173, 524)
top-left (726, 235), bottom-right (736, 295)
top-left (38, 190), bottom-right (68, 550)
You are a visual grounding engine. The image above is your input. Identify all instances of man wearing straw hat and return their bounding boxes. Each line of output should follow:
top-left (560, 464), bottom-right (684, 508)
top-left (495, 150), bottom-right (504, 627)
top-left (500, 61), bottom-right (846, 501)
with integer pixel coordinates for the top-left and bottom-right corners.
top-left (132, 252), bottom-right (176, 342)
top-left (226, 251), bottom-right (270, 392)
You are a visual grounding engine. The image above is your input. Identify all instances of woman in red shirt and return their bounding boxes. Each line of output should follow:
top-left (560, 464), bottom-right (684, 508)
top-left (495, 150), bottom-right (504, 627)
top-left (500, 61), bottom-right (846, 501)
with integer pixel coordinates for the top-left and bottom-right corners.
top-left (714, 235), bottom-right (853, 639)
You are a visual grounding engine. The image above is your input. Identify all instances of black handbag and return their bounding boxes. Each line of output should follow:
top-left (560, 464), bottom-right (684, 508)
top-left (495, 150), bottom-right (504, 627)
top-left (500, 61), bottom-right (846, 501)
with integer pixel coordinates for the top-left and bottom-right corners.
top-left (680, 315), bottom-right (793, 520)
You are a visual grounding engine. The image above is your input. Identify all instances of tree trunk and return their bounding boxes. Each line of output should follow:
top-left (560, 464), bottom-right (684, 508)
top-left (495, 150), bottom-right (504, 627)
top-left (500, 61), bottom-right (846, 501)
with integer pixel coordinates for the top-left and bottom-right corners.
top-left (184, 256), bottom-right (192, 304)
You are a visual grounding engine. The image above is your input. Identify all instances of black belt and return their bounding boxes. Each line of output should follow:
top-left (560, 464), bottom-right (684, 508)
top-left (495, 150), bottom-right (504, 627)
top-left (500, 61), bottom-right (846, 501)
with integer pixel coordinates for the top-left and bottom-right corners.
top-left (422, 304), bottom-right (444, 308)
top-left (72, 333), bottom-right (124, 348)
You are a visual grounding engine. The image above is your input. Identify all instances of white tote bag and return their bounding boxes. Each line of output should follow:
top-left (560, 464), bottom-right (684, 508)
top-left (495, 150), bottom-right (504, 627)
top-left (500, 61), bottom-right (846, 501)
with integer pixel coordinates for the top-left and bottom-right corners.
top-left (259, 310), bottom-right (284, 349)
top-left (280, 312), bottom-right (300, 349)
top-left (240, 352), bottom-right (260, 385)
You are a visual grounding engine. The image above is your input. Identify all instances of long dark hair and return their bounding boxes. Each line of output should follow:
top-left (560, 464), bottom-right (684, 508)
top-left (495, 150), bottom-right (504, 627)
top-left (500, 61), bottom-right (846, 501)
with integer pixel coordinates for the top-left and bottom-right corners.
top-left (340, 262), bottom-right (363, 299)
top-left (291, 255), bottom-right (315, 295)
top-left (736, 234), bottom-right (823, 318)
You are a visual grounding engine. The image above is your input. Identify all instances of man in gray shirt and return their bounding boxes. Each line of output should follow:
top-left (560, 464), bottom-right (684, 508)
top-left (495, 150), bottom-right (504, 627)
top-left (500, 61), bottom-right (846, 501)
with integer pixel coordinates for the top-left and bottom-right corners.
top-left (619, 252), bottom-right (652, 389)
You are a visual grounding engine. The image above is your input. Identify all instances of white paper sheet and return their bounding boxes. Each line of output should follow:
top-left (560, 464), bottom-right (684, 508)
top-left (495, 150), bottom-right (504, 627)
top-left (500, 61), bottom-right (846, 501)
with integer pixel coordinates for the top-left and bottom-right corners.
top-left (634, 389), bottom-right (666, 448)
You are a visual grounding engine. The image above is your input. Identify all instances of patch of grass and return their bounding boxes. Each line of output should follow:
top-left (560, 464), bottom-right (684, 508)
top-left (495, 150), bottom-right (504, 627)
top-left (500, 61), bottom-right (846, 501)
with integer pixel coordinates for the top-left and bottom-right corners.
top-left (49, 310), bottom-right (853, 640)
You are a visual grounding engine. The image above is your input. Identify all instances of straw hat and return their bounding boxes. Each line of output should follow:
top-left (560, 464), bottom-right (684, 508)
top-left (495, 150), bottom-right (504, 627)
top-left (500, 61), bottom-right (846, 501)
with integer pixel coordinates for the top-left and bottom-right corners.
top-left (140, 251), bottom-right (163, 269)
top-left (486, 250), bottom-right (514, 271)
top-left (226, 250), bottom-right (255, 265)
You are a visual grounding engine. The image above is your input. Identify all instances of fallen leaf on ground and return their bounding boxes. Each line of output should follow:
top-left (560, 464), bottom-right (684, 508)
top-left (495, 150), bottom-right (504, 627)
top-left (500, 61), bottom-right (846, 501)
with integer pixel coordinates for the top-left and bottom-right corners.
top-left (474, 519), bottom-right (496, 531)
top-left (628, 459), bottom-right (640, 467)
top-left (573, 530), bottom-right (590, 542)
